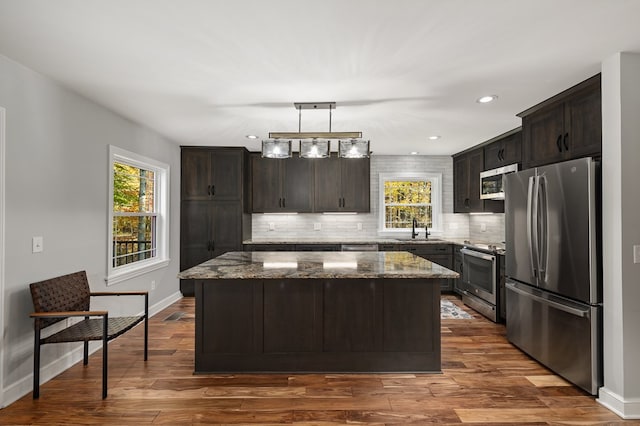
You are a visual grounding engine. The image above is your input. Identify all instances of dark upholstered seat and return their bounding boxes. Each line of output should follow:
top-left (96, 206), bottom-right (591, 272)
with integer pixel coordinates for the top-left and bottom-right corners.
top-left (29, 270), bottom-right (148, 399)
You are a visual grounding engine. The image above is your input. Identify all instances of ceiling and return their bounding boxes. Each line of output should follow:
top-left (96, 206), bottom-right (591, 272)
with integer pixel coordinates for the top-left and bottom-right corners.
top-left (1, 0), bottom-right (640, 155)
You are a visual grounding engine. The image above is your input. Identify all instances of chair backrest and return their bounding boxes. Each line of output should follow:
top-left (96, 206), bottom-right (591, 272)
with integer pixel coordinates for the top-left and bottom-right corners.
top-left (30, 271), bottom-right (91, 330)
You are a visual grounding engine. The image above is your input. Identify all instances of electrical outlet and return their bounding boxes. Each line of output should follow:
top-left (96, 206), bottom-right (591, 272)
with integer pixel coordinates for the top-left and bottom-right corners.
top-left (314, 223), bottom-right (321, 231)
top-left (32, 236), bottom-right (43, 253)
top-left (480, 223), bottom-right (487, 232)
top-left (269, 222), bottom-right (275, 231)
top-left (634, 245), bottom-right (640, 264)
top-left (357, 223), bottom-right (363, 231)
top-left (151, 280), bottom-right (156, 290)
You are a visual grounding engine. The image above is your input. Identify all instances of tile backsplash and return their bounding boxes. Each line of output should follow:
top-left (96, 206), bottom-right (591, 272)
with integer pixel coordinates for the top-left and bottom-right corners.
top-left (251, 155), bottom-right (504, 243)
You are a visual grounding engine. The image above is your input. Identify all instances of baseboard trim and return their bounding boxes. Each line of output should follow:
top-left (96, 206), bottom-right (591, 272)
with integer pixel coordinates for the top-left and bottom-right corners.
top-left (0, 291), bottom-right (183, 408)
top-left (598, 387), bottom-right (640, 419)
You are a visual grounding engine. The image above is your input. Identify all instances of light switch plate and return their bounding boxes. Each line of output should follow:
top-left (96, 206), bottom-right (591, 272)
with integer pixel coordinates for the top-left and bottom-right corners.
top-left (634, 245), bottom-right (640, 264)
top-left (32, 236), bottom-right (43, 253)
top-left (314, 223), bottom-right (321, 231)
top-left (269, 222), bottom-right (275, 231)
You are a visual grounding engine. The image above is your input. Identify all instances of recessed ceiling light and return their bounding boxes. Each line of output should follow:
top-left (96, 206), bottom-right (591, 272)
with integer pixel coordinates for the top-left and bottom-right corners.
top-left (410, 151), bottom-right (419, 155)
top-left (428, 135), bottom-right (440, 140)
top-left (477, 95), bottom-right (498, 104)
top-left (246, 134), bottom-right (258, 139)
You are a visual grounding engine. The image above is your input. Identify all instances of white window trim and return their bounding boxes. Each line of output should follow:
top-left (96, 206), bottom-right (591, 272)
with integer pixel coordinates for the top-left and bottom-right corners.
top-left (107, 145), bottom-right (170, 285)
top-left (378, 172), bottom-right (442, 234)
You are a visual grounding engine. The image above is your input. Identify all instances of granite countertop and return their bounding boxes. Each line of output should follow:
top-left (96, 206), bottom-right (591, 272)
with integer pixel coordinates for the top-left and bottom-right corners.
top-left (178, 251), bottom-right (459, 280)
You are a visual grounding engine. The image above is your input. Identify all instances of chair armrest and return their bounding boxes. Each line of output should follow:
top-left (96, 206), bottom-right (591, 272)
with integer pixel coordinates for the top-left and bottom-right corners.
top-left (30, 310), bottom-right (107, 319)
top-left (91, 291), bottom-right (148, 297)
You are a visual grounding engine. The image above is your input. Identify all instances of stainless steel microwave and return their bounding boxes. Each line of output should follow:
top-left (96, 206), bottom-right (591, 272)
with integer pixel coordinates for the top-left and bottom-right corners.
top-left (480, 163), bottom-right (518, 200)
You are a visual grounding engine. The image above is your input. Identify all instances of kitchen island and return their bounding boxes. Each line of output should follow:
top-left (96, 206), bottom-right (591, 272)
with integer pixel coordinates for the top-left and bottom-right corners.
top-left (178, 251), bottom-right (458, 373)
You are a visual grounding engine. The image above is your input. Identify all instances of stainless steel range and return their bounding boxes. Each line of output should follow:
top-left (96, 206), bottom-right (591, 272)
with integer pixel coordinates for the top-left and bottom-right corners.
top-left (459, 240), bottom-right (504, 322)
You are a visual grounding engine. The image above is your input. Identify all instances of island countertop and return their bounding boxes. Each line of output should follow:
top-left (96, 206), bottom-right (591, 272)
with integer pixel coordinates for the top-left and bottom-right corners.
top-left (178, 251), bottom-right (459, 280)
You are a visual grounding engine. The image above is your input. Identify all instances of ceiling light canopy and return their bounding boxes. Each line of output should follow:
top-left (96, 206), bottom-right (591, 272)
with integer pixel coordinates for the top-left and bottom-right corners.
top-left (262, 102), bottom-right (369, 159)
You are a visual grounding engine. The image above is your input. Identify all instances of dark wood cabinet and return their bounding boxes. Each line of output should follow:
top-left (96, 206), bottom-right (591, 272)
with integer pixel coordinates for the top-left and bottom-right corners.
top-left (314, 154), bottom-right (370, 212)
top-left (484, 130), bottom-right (522, 170)
top-left (181, 148), bottom-right (244, 201)
top-left (453, 149), bottom-right (484, 213)
top-left (453, 245), bottom-right (465, 295)
top-left (380, 243), bottom-right (454, 292)
top-left (180, 147), bottom-right (251, 296)
top-left (251, 154), bottom-right (313, 213)
top-left (519, 74), bottom-right (601, 169)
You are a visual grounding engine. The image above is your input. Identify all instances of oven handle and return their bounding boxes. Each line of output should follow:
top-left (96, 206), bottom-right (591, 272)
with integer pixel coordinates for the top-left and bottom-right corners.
top-left (460, 248), bottom-right (496, 262)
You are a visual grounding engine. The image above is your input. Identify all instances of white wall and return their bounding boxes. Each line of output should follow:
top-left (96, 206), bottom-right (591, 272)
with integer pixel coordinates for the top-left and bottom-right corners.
top-left (598, 52), bottom-right (640, 418)
top-left (0, 54), bottom-right (182, 406)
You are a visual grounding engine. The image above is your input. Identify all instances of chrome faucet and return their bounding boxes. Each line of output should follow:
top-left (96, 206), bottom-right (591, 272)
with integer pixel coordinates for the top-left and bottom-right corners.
top-left (411, 218), bottom-right (419, 239)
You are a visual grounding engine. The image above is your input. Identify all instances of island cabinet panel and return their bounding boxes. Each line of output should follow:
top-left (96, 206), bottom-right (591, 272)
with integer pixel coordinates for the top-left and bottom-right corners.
top-left (195, 280), bottom-right (262, 356)
top-left (323, 280), bottom-right (383, 352)
top-left (263, 280), bottom-right (322, 353)
top-left (383, 279), bottom-right (439, 353)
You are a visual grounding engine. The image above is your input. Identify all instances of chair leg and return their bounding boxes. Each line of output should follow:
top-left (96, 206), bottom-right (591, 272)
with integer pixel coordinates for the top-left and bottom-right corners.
top-left (83, 341), bottom-right (89, 365)
top-left (102, 315), bottom-right (108, 399)
top-left (33, 326), bottom-right (41, 399)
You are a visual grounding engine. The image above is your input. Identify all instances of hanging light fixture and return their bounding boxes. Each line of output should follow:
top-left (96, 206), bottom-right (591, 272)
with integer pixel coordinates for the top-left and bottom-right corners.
top-left (263, 102), bottom-right (367, 158)
top-left (338, 139), bottom-right (370, 159)
top-left (299, 139), bottom-right (330, 158)
top-left (261, 139), bottom-right (292, 158)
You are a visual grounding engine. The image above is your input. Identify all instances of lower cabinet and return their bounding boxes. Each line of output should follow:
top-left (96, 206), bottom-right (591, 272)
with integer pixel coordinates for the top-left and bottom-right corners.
top-left (453, 245), bottom-right (465, 295)
top-left (380, 243), bottom-right (454, 292)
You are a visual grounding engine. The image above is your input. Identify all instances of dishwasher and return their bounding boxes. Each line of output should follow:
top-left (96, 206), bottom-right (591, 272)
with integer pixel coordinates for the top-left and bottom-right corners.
top-left (340, 244), bottom-right (378, 251)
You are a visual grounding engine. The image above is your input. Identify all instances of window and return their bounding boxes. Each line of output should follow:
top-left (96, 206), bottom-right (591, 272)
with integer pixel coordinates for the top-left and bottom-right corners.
top-left (379, 173), bottom-right (441, 233)
top-left (108, 146), bottom-right (170, 285)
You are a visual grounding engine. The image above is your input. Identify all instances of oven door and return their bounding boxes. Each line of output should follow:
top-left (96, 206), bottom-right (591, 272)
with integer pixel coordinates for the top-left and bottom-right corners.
top-left (461, 248), bottom-right (497, 305)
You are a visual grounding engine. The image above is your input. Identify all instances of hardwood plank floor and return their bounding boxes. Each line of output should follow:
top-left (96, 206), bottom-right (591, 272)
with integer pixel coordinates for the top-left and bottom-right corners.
top-left (0, 295), bottom-right (631, 425)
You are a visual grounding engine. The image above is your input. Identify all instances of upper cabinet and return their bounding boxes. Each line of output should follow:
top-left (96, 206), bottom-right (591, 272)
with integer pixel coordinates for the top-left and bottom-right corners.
top-left (314, 154), bottom-right (370, 213)
top-left (453, 148), bottom-right (484, 213)
top-left (251, 154), bottom-right (314, 213)
top-left (182, 148), bottom-right (245, 201)
top-left (519, 74), bottom-right (601, 169)
top-left (483, 130), bottom-right (522, 170)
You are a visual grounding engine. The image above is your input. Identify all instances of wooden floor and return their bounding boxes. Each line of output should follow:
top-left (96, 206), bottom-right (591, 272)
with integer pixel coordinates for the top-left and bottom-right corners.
top-left (0, 295), bottom-right (631, 425)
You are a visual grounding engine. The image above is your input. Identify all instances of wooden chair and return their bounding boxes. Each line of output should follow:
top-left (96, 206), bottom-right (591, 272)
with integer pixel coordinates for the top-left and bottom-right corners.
top-left (29, 270), bottom-right (148, 399)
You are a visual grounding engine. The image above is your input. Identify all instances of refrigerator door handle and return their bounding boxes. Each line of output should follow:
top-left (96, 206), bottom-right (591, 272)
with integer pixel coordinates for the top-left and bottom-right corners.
top-left (538, 175), bottom-right (549, 283)
top-left (506, 282), bottom-right (590, 318)
top-left (527, 175), bottom-right (539, 280)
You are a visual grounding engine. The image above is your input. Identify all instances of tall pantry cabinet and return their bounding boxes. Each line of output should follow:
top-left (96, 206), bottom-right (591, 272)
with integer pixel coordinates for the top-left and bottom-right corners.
top-left (180, 147), bottom-right (252, 296)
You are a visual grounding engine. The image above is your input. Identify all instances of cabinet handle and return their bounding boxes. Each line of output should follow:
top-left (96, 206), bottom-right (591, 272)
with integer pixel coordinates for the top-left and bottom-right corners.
top-left (207, 185), bottom-right (211, 196)
top-left (278, 198), bottom-right (282, 208)
top-left (282, 198), bottom-right (286, 208)
top-left (563, 133), bottom-right (569, 151)
top-left (556, 135), bottom-right (563, 152)
top-left (464, 198), bottom-right (470, 208)
top-left (211, 185), bottom-right (215, 196)
top-left (211, 240), bottom-right (215, 251)
top-left (207, 241), bottom-right (211, 251)
top-left (498, 148), bottom-right (503, 161)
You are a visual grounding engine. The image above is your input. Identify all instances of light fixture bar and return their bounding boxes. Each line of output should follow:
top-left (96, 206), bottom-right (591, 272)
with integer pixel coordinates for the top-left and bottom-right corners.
top-left (269, 131), bottom-right (362, 139)
top-left (293, 102), bottom-right (336, 110)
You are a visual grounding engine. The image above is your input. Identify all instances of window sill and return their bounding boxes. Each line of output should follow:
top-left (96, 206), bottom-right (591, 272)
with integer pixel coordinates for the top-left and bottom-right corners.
top-left (106, 258), bottom-right (170, 286)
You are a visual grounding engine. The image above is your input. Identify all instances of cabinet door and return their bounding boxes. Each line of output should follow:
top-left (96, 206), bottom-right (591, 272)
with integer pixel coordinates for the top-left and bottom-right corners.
top-left (565, 85), bottom-right (601, 158)
top-left (467, 149), bottom-right (484, 212)
top-left (453, 154), bottom-right (469, 213)
top-left (211, 201), bottom-right (242, 257)
top-left (314, 155), bottom-right (342, 211)
top-left (180, 200), bottom-right (213, 269)
top-left (522, 102), bottom-right (565, 169)
top-left (483, 141), bottom-right (505, 170)
top-left (211, 150), bottom-right (243, 201)
top-left (341, 157), bottom-right (370, 212)
top-left (251, 155), bottom-right (282, 212)
top-left (501, 132), bottom-right (522, 165)
top-left (281, 156), bottom-right (313, 212)
top-left (181, 149), bottom-right (212, 200)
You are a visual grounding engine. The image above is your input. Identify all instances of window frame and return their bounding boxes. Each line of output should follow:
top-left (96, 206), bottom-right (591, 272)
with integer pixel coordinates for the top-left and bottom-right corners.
top-left (378, 172), bottom-right (442, 234)
top-left (107, 145), bottom-right (170, 285)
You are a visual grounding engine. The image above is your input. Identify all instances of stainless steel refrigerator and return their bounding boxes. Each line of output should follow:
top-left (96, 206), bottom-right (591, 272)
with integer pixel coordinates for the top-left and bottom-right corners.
top-left (505, 156), bottom-right (601, 395)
